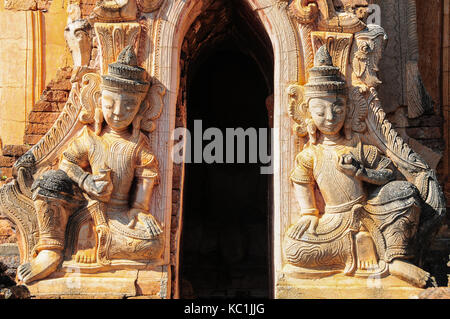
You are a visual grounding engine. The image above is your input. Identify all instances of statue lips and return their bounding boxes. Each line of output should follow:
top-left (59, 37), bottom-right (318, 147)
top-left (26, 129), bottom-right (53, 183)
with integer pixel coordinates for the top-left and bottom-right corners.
top-left (320, 122), bottom-right (343, 135)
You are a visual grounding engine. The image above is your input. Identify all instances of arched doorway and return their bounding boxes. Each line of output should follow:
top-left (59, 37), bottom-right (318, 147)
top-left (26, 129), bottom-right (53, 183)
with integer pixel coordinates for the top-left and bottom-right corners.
top-left (155, 0), bottom-right (300, 298)
top-left (178, 0), bottom-right (274, 298)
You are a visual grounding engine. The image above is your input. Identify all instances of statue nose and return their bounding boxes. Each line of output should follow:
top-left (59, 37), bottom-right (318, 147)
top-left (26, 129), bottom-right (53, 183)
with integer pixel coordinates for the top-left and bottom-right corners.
top-left (112, 101), bottom-right (125, 116)
top-left (325, 109), bottom-right (335, 122)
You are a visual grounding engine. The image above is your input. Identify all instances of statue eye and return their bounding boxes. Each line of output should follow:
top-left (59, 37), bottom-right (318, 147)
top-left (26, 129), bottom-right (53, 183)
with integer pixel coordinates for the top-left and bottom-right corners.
top-left (124, 101), bottom-right (137, 111)
top-left (103, 100), bottom-right (113, 109)
top-left (316, 112), bottom-right (324, 117)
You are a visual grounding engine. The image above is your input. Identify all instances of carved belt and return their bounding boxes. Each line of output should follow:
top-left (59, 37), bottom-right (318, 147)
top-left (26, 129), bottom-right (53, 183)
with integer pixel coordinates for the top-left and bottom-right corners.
top-left (324, 195), bottom-right (366, 214)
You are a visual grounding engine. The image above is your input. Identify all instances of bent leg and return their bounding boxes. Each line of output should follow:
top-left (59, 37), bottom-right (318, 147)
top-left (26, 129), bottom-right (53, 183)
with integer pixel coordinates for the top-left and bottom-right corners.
top-left (283, 234), bottom-right (352, 271)
top-left (365, 181), bottom-right (432, 287)
top-left (18, 170), bottom-right (84, 284)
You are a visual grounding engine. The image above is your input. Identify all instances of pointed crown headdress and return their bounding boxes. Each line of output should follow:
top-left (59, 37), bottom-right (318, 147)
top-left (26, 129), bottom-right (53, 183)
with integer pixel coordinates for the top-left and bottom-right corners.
top-left (304, 45), bottom-right (346, 98)
top-left (101, 45), bottom-right (150, 93)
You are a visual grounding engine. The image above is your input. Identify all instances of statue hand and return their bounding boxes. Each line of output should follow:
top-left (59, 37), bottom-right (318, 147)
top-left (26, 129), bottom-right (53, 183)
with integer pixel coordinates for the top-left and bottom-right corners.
top-left (287, 215), bottom-right (319, 240)
top-left (127, 208), bottom-right (163, 238)
top-left (83, 169), bottom-right (113, 202)
top-left (338, 154), bottom-right (361, 177)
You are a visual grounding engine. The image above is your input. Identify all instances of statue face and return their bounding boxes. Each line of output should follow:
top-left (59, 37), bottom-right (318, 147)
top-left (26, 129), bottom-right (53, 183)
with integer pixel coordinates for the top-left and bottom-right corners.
top-left (101, 89), bottom-right (144, 131)
top-left (309, 95), bottom-right (347, 136)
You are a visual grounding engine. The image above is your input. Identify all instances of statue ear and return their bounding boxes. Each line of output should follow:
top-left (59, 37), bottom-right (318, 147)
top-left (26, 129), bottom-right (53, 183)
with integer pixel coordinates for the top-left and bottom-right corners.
top-left (287, 85), bottom-right (309, 138)
top-left (140, 82), bottom-right (166, 133)
top-left (97, 94), bottom-right (102, 108)
top-left (94, 107), bottom-right (104, 136)
top-left (79, 73), bottom-right (102, 124)
top-left (306, 119), bottom-right (317, 144)
top-left (300, 101), bottom-right (309, 115)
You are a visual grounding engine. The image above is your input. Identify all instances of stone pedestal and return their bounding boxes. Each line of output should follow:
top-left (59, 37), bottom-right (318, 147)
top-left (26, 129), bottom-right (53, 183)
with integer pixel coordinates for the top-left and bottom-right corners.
top-left (25, 267), bottom-right (169, 299)
top-left (276, 274), bottom-right (424, 299)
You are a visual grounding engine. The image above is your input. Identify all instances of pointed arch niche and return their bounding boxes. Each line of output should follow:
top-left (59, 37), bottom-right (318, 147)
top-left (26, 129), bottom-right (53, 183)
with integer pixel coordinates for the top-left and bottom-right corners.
top-left (151, 0), bottom-right (303, 297)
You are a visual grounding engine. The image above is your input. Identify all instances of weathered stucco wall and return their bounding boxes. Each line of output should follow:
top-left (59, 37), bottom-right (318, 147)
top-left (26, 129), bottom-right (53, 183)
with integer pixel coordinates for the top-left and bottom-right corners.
top-left (0, 0), bottom-right (70, 148)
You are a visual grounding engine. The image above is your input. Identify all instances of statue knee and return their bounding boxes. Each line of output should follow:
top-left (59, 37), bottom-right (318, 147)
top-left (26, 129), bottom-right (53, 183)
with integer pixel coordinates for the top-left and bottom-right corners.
top-left (32, 170), bottom-right (86, 236)
top-left (368, 180), bottom-right (421, 206)
top-left (31, 169), bottom-right (85, 204)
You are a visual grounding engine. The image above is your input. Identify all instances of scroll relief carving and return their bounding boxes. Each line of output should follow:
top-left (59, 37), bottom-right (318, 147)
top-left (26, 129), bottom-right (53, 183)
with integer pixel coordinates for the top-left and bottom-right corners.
top-left (288, 0), bottom-right (369, 33)
top-left (90, 0), bottom-right (164, 22)
top-left (0, 1), bottom-right (167, 286)
top-left (284, 20), bottom-right (446, 288)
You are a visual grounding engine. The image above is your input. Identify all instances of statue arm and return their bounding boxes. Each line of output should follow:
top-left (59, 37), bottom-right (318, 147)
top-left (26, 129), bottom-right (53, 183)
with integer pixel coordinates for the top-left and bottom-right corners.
top-left (131, 136), bottom-right (159, 211)
top-left (128, 175), bottom-right (162, 237)
top-left (288, 149), bottom-right (320, 239)
top-left (59, 158), bottom-right (90, 189)
top-left (59, 132), bottom-right (113, 202)
top-left (356, 149), bottom-right (394, 185)
top-left (290, 149), bottom-right (319, 217)
top-left (59, 158), bottom-right (113, 202)
top-left (355, 166), bottom-right (394, 185)
top-left (293, 182), bottom-right (319, 217)
top-left (127, 137), bottom-right (162, 237)
top-left (339, 146), bottom-right (394, 186)
top-left (59, 133), bottom-right (92, 189)
top-left (287, 182), bottom-right (319, 240)
top-left (130, 176), bottom-right (157, 212)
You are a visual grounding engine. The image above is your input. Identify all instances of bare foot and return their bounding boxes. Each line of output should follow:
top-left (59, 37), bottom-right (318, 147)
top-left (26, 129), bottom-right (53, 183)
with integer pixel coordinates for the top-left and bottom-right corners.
top-left (388, 259), bottom-right (432, 288)
top-left (75, 248), bottom-right (96, 264)
top-left (17, 250), bottom-right (62, 284)
top-left (356, 231), bottom-right (378, 270)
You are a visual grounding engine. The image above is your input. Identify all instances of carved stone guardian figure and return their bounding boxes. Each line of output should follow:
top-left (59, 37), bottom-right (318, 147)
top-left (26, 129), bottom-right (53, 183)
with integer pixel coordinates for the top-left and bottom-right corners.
top-left (284, 45), bottom-right (434, 288)
top-left (16, 46), bottom-right (164, 284)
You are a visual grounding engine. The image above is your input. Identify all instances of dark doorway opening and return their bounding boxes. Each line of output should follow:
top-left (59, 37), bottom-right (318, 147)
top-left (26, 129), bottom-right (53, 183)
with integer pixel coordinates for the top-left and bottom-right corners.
top-left (179, 0), bottom-right (274, 298)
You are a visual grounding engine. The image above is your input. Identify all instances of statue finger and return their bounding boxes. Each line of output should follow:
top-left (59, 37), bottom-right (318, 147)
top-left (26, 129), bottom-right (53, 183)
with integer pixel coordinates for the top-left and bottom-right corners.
top-left (294, 222), bottom-right (308, 239)
top-left (95, 181), bottom-right (109, 191)
top-left (308, 220), bottom-right (317, 235)
top-left (92, 174), bottom-right (102, 181)
top-left (288, 227), bottom-right (298, 239)
top-left (290, 225), bottom-right (301, 239)
top-left (339, 163), bottom-right (357, 175)
top-left (149, 218), bottom-right (162, 236)
top-left (288, 225), bottom-right (298, 239)
top-left (296, 225), bottom-right (307, 239)
top-left (146, 218), bottom-right (157, 236)
top-left (289, 223), bottom-right (305, 239)
top-left (127, 215), bottom-right (137, 229)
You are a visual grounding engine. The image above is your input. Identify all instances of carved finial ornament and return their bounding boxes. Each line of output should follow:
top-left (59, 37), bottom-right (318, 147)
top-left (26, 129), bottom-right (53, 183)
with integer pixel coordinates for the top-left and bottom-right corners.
top-left (289, 0), bottom-right (367, 33)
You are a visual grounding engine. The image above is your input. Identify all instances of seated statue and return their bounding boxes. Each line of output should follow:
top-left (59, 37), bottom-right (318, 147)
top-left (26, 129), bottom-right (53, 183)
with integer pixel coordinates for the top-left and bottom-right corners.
top-left (284, 46), bottom-right (431, 288)
top-left (17, 46), bottom-right (163, 284)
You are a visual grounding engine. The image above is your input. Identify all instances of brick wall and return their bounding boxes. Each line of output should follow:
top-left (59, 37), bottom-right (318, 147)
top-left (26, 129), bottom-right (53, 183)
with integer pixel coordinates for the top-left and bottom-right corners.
top-left (4, 0), bottom-right (51, 11)
top-left (24, 67), bottom-right (72, 146)
top-left (0, 66), bottom-right (72, 186)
